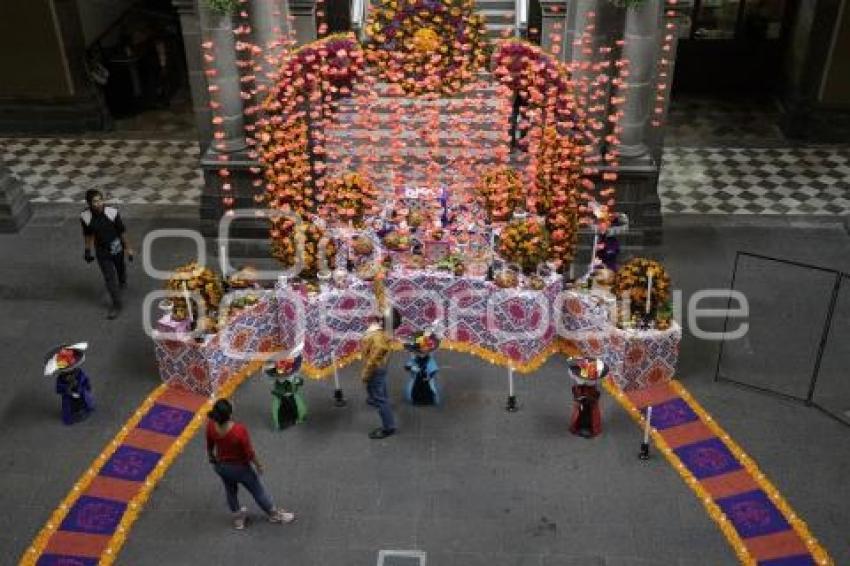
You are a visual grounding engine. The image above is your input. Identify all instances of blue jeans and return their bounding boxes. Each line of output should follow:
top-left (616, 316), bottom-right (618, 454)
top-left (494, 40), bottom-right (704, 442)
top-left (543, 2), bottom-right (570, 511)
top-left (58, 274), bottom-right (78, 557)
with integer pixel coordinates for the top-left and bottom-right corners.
top-left (366, 368), bottom-right (396, 431)
top-left (213, 462), bottom-right (275, 514)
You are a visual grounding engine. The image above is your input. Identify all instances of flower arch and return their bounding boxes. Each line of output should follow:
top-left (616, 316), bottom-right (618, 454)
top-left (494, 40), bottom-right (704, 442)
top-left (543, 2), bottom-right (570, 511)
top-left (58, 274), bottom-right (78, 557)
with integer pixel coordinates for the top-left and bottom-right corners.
top-left (365, 0), bottom-right (488, 96)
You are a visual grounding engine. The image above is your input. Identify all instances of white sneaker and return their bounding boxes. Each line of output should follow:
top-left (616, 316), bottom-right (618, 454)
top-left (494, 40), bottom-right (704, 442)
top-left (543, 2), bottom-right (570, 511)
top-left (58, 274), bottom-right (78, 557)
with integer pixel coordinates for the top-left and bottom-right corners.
top-left (269, 509), bottom-right (295, 523)
top-left (233, 506), bottom-right (248, 530)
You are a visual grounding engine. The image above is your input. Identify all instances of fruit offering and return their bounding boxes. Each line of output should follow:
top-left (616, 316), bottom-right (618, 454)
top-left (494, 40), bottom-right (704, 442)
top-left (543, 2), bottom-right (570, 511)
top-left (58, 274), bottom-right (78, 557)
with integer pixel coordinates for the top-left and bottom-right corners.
top-left (227, 266), bottom-right (259, 290)
top-left (166, 262), bottom-right (224, 321)
top-left (351, 236), bottom-right (375, 256)
top-left (435, 254), bottom-right (465, 276)
top-left (613, 258), bottom-right (672, 321)
top-left (383, 232), bottom-right (411, 251)
top-left (270, 220), bottom-right (337, 279)
top-left (493, 269), bottom-right (518, 289)
top-left (497, 218), bottom-right (550, 274)
top-left (527, 275), bottom-right (546, 291)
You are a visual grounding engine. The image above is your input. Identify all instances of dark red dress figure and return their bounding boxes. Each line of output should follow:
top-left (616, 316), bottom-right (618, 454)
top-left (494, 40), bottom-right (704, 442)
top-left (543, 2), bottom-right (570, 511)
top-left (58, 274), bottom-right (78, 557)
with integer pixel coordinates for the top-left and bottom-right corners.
top-left (568, 358), bottom-right (607, 438)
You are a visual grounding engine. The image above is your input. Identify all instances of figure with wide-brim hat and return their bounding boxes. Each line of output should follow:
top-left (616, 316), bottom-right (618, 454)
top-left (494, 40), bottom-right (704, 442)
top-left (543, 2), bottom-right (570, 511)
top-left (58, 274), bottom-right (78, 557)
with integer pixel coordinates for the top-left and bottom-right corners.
top-left (567, 357), bottom-right (608, 438)
top-left (264, 349), bottom-right (307, 430)
top-left (403, 330), bottom-right (441, 406)
top-left (44, 342), bottom-right (94, 425)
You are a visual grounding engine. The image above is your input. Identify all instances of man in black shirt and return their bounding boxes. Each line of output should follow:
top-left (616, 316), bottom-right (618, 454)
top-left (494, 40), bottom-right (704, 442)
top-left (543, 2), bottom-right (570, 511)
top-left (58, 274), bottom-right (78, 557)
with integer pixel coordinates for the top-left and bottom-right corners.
top-left (80, 189), bottom-right (134, 319)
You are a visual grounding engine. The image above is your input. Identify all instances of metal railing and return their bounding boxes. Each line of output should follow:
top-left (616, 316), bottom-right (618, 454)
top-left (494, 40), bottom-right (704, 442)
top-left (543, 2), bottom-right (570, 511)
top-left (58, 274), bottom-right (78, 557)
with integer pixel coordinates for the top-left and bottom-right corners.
top-left (351, 0), bottom-right (369, 41)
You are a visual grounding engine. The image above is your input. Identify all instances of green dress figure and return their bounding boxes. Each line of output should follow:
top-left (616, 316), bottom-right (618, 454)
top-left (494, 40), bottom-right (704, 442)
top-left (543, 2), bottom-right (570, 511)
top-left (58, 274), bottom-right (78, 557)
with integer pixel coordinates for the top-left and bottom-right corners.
top-left (266, 354), bottom-right (307, 430)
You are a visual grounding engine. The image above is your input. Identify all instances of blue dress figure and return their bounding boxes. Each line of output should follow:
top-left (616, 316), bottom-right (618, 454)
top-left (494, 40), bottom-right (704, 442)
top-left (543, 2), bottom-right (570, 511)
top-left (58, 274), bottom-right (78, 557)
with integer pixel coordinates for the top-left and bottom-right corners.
top-left (44, 343), bottom-right (95, 425)
top-left (404, 330), bottom-right (441, 405)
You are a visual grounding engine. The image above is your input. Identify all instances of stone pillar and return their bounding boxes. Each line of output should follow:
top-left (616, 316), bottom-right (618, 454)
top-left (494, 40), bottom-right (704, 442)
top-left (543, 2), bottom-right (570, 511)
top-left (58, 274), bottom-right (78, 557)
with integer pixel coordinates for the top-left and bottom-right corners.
top-left (199, 5), bottom-right (247, 152)
top-left (618, 0), bottom-right (661, 161)
top-left (0, 162), bottom-right (32, 233)
top-left (172, 0), bottom-right (213, 152)
top-left (289, 0), bottom-right (317, 46)
top-left (540, 0), bottom-right (567, 57)
top-left (564, 0), bottom-right (602, 62)
top-left (251, 0), bottom-right (291, 94)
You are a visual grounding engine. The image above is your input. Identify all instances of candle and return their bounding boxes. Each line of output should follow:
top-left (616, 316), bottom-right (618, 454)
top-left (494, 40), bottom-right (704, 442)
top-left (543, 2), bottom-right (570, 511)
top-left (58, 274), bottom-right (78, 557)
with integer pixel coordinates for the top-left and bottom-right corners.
top-left (589, 227), bottom-right (598, 275)
top-left (181, 281), bottom-right (194, 323)
top-left (646, 269), bottom-right (653, 315)
top-left (569, 262), bottom-right (575, 281)
top-left (508, 366), bottom-right (514, 397)
top-left (643, 406), bottom-right (653, 444)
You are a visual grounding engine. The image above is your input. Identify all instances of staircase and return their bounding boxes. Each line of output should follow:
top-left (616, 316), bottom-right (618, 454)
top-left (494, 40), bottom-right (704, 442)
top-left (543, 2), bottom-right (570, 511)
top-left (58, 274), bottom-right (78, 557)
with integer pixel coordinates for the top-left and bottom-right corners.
top-left (324, 78), bottom-right (518, 193)
top-left (475, 0), bottom-right (517, 39)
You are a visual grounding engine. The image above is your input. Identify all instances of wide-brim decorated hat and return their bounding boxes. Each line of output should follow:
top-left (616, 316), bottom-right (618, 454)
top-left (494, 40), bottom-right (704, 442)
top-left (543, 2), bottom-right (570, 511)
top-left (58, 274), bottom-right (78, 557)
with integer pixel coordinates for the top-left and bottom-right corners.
top-left (567, 357), bottom-right (608, 385)
top-left (404, 330), bottom-right (441, 354)
top-left (264, 346), bottom-right (303, 378)
top-left (44, 342), bottom-right (88, 376)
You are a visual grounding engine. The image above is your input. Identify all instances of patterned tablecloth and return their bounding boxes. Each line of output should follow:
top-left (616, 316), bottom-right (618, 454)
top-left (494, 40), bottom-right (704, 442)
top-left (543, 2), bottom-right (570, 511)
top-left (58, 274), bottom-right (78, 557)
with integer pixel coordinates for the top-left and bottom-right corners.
top-left (153, 272), bottom-right (680, 394)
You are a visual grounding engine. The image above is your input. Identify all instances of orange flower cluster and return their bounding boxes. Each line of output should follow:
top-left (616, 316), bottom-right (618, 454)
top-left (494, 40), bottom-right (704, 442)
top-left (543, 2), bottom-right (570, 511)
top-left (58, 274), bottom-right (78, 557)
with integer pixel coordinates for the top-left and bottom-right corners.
top-left (256, 34), bottom-right (365, 222)
top-left (475, 166), bottom-right (523, 222)
top-left (270, 220), bottom-right (338, 279)
top-left (497, 218), bottom-right (550, 274)
top-left (323, 172), bottom-right (380, 227)
top-left (613, 258), bottom-right (672, 319)
top-left (535, 126), bottom-right (583, 267)
top-left (493, 40), bottom-right (596, 270)
top-left (365, 0), bottom-right (488, 96)
top-left (258, 119), bottom-right (314, 215)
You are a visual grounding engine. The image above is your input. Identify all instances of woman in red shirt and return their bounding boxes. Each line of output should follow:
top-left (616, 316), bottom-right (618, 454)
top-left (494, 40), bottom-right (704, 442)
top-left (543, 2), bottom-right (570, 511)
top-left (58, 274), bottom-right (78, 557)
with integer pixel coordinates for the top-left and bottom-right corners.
top-left (206, 398), bottom-right (295, 529)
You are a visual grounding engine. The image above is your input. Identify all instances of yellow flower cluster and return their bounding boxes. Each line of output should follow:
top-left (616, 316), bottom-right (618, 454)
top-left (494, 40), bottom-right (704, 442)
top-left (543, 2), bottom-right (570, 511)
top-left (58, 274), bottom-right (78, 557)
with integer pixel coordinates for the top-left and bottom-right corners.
top-left (498, 217), bottom-right (551, 274)
top-left (323, 172), bottom-right (380, 228)
top-left (165, 262), bottom-right (224, 321)
top-left (613, 257), bottom-right (671, 319)
top-left (476, 166), bottom-right (523, 222)
top-left (270, 220), bottom-right (337, 279)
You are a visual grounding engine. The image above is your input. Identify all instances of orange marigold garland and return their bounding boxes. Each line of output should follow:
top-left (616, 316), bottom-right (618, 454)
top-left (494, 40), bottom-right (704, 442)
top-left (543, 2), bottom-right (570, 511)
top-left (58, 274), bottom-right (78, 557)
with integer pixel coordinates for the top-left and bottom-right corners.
top-left (323, 172), bottom-right (380, 227)
top-left (498, 217), bottom-right (551, 274)
top-left (365, 0), bottom-right (488, 97)
top-left (475, 166), bottom-right (523, 222)
top-left (256, 33), bottom-right (364, 220)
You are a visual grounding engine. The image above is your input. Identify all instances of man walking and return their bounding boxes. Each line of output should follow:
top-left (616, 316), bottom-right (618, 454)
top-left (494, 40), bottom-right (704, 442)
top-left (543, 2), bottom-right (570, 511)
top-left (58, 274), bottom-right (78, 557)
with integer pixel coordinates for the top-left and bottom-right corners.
top-left (80, 189), bottom-right (133, 319)
top-left (360, 312), bottom-right (399, 439)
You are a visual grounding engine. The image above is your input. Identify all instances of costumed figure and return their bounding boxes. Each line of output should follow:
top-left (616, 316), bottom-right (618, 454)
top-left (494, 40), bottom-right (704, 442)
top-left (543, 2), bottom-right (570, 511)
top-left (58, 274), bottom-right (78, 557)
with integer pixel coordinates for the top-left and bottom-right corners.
top-left (264, 352), bottom-right (307, 430)
top-left (596, 212), bottom-right (627, 272)
top-left (403, 330), bottom-right (441, 406)
top-left (567, 357), bottom-right (608, 438)
top-left (44, 343), bottom-right (94, 425)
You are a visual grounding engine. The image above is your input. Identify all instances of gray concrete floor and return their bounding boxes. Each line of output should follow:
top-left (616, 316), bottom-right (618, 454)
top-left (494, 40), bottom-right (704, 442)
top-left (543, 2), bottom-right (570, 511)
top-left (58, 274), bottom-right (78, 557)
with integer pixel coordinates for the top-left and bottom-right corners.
top-left (1, 205), bottom-right (849, 565)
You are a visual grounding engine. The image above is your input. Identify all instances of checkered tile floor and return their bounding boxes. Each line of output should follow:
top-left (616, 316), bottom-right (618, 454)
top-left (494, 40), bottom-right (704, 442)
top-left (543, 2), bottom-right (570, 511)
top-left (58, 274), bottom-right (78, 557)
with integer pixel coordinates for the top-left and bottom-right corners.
top-left (3, 136), bottom-right (849, 216)
top-left (659, 147), bottom-right (850, 215)
top-left (0, 137), bottom-right (202, 205)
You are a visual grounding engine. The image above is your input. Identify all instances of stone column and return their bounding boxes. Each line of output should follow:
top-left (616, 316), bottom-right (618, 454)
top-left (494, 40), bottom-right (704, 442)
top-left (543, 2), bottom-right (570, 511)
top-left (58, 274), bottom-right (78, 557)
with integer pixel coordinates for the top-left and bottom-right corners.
top-left (199, 4), bottom-right (247, 152)
top-left (251, 0), bottom-right (291, 94)
top-left (0, 162), bottom-right (32, 233)
top-left (289, 0), bottom-right (317, 46)
top-left (618, 0), bottom-right (661, 161)
top-left (539, 0), bottom-right (567, 57)
top-left (172, 0), bottom-right (213, 152)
